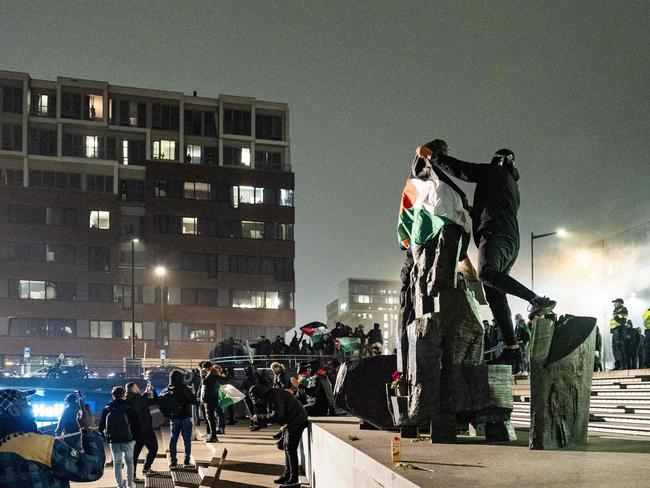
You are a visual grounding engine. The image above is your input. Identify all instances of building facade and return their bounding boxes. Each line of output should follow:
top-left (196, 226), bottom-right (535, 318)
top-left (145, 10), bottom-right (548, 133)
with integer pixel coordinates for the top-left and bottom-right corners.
top-left (326, 278), bottom-right (400, 354)
top-left (0, 70), bottom-right (295, 371)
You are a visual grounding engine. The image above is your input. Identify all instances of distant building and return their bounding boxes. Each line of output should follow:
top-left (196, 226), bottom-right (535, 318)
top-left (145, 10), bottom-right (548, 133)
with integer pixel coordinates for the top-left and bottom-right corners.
top-left (326, 278), bottom-right (400, 354)
top-left (0, 70), bottom-right (295, 372)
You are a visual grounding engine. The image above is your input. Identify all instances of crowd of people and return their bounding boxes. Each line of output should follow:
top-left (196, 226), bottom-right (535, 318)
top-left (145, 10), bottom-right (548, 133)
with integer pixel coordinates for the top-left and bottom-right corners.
top-left (609, 298), bottom-right (650, 371)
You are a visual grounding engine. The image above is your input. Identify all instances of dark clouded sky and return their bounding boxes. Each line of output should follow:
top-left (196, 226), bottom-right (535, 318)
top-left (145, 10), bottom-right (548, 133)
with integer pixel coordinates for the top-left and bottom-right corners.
top-left (1, 1), bottom-right (648, 324)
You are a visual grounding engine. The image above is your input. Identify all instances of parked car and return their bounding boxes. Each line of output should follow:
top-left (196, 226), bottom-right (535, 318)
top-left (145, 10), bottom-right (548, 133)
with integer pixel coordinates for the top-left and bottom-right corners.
top-left (24, 364), bottom-right (98, 379)
top-left (145, 366), bottom-right (191, 388)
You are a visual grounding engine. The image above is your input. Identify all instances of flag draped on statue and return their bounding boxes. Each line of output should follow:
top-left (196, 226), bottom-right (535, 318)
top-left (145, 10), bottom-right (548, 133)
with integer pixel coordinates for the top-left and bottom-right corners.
top-left (397, 157), bottom-right (471, 250)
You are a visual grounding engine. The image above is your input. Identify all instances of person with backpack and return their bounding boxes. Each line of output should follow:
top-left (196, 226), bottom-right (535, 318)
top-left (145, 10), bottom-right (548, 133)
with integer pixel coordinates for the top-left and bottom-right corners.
top-left (99, 386), bottom-right (140, 488)
top-left (125, 382), bottom-right (158, 479)
top-left (159, 369), bottom-right (197, 469)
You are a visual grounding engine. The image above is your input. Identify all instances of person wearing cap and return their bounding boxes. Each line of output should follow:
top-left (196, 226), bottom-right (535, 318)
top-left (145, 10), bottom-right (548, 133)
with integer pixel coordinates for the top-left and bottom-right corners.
top-left (249, 384), bottom-right (308, 488)
top-left (416, 145), bottom-right (557, 371)
top-left (55, 393), bottom-right (81, 447)
top-left (0, 388), bottom-right (105, 487)
top-left (610, 298), bottom-right (629, 370)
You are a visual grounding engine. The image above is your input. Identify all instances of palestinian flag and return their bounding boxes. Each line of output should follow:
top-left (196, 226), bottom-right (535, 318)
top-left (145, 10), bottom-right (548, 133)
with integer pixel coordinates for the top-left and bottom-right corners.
top-left (335, 337), bottom-right (361, 353)
top-left (300, 322), bottom-right (330, 344)
top-left (397, 169), bottom-right (470, 250)
top-left (218, 384), bottom-right (245, 409)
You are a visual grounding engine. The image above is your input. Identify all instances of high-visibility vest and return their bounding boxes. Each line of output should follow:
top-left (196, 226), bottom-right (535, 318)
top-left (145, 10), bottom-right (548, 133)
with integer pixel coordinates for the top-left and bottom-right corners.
top-left (643, 309), bottom-right (650, 330)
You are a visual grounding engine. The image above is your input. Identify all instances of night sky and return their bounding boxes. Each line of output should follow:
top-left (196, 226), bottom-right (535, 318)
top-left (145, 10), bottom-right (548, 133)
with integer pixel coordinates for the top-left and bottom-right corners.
top-left (1, 1), bottom-right (648, 325)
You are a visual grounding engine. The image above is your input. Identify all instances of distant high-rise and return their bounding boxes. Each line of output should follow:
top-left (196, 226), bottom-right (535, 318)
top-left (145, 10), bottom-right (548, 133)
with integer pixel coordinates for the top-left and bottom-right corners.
top-left (326, 278), bottom-right (400, 354)
top-left (0, 70), bottom-right (295, 371)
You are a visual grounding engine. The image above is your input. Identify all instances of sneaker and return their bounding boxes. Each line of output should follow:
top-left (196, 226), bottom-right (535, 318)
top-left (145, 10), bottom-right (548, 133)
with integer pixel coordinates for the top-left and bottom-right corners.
top-left (169, 460), bottom-right (178, 470)
top-left (528, 296), bottom-right (557, 320)
top-left (142, 468), bottom-right (157, 475)
top-left (184, 457), bottom-right (191, 466)
top-left (206, 436), bottom-right (219, 443)
top-left (486, 348), bottom-right (523, 374)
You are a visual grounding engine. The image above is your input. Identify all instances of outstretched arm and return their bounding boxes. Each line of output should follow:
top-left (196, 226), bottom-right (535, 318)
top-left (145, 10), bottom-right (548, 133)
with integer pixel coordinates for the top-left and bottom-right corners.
top-left (416, 146), bottom-right (489, 183)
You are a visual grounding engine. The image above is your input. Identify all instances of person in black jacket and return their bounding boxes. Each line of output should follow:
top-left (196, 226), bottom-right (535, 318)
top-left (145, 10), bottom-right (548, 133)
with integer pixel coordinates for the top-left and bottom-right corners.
top-left (416, 145), bottom-right (557, 368)
top-left (200, 361), bottom-right (225, 442)
top-left (99, 386), bottom-right (141, 488)
top-left (126, 382), bottom-right (159, 478)
top-left (166, 369), bottom-right (198, 468)
top-left (240, 364), bottom-right (271, 431)
top-left (271, 362), bottom-right (291, 389)
top-left (250, 385), bottom-right (308, 488)
top-left (55, 393), bottom-right (80, 447)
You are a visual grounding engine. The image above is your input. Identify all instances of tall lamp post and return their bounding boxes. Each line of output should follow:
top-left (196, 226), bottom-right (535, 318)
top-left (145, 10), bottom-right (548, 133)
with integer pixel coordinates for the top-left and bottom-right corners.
top-left (155, 266), bottom-right (166, 334)
top-left (530, 228), bottom-right (567, 290)
top-left (130, 238), bottom-right (139, 359)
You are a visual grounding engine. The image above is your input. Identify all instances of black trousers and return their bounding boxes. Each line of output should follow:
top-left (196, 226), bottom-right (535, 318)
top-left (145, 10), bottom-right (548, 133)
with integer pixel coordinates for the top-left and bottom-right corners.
top-left (133, 429), bottom-right (158, 471)
top-left (477, 234), bottom-right (536, 346)
top-left (612, 327), bottom-right (628, 370)
top-left (204, 402), bottom-right (218, 437)
top-left (283, 422), bottom-right (308, 482)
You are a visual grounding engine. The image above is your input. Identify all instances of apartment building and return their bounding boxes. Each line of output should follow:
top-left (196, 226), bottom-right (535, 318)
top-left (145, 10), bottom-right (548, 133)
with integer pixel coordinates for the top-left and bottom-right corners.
top-left (326, 278), bottom-right (400, 354)
top-left (0, 70), bottom-right (295, 370)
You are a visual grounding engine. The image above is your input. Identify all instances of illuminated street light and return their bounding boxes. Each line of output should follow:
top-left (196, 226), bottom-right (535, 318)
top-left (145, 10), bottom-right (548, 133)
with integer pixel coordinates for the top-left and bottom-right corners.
top-left (531, 228), bottom-right (568, 289)
top-left (155, 266), bottom-right (166, 277)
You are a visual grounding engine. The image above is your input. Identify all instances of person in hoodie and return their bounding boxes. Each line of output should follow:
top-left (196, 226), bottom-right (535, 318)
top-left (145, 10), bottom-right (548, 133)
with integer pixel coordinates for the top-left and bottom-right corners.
top-left (166, 370), bottom-right (198, 469)
top-left (249, 385), bottom-right (308, 488)
top-left (99, 386), bottom-right (141, 488)
top-left (125, 382), bottom-right (159, 478)
top-left (0, 388), bottom-right (104, 488)
top-left (416, 144), bottom-right (557, 368)
top-left (55, 393), bottom-right (81, 447)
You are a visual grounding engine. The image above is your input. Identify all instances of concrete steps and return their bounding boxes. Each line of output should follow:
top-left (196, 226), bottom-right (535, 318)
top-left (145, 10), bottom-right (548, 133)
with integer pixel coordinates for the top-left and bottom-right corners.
top-left (511, 371), bottom-right (650, 438)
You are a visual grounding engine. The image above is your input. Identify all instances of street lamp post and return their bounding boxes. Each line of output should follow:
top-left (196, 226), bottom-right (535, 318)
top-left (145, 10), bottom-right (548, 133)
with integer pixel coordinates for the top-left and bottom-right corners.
top-left (155, 266), bottom-right (166, 334)
top-left (131, 238), bottom-right (139, 359)
top-left (530, 229), bottom-right (567, 290)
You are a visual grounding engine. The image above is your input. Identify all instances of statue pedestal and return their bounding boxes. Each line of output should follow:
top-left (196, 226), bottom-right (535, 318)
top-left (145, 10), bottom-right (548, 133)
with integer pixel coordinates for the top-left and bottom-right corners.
top-left (529, 314), bottom-right (596, 450)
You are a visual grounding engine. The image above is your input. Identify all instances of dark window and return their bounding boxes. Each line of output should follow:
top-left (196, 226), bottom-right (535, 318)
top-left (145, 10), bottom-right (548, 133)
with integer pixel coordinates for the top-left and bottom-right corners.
top-left (9, 318), bottom-right (46, 337)
top-left (0, 168), bottom-right (23, 186)
top-left (46, 207), bottom-right (82, 227)
top-left (120, 215), bottom-right (144, 239)
top-left (1, 123), bottom-right (22, 151)
top-left (204, 112), bottom-right (217, 137)
top-left (47, 244), bottom-right (77, 264)
top-left (113, 284), bottom-right (143, 308)
top-left (256, 114), bottom-right (283, 140)
top-left (123, 139), bottom-right (146, 166)
top-left (120, 179), bottom-right (145, 202)
top-left (153, 215), bottom-right (181, 234)
top-left (30, 92), bottom-right (56, 117)
top-left (87, 174), bottom-right (114, 193)
top-left (204, 145), bottom-right (218, 166)
top-left (62, 133), bottom-right (84, 157)
top-left (28, 128), bottom-right (57, 156)
top-left (255, 150), bottom-right (282, 170)
top-left (151, 103), bottom-right (179, 130)
top-left (0, 204), bottom-right (46, 225)
top-left (88, 283), bottom-right (113, 302)
top-left (1, 86), bottom-right (23, 113)
top-left (88, 246), bottom-right (111, 272)
top-left (30, 170), bottom-right (81, 191)
top-left (223, 109), bottom-right (251, 136)
top-left (61, 92), bottom-right (82, 119)
top-left (154, 179), bottom-right (168, 197)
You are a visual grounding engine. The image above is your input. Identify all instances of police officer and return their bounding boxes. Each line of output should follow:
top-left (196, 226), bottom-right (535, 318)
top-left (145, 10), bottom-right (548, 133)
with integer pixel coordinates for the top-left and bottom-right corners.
top-left (610, 298), bottom-right (628, 370)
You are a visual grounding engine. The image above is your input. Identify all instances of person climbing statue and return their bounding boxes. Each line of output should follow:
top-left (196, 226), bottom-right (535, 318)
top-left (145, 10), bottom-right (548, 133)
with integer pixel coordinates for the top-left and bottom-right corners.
top-left (415, 145), bottom-right (556, 369)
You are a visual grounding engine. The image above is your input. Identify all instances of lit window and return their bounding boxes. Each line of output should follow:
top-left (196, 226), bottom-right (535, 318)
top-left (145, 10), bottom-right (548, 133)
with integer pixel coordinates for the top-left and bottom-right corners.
top-left (37, 94), bottom-right (49, 115)
top-left (195, 182), bottom-right (210, 200)
top-left (241, 147), bottom-right (251, 166)
top-left (89, 210), bottom-right (110, 229)
top-left (122, 140), bottom-right (129, 165)
top-left (90, 320), bottom-right (113, 339)
top-left (356, 295), bottom-right (370, 303)
top-left (153, 140), bottom-right (176, 160)
top-left (85, 136), bottom-right (99, 158)
top-left (280, 189), bottom-right (294, 207)
top-left (186, 144), bottom-right (201, 164)
top-left (242, 221), bottom-right (264, 239)
top-left (182, 217), bottom-right (197, 235)
top-left (231, 291), bottom-right (265, 308)
top-left (88, 94), bottom-right (103, 119)
top-left (265, 291), bottom-right (279, 309)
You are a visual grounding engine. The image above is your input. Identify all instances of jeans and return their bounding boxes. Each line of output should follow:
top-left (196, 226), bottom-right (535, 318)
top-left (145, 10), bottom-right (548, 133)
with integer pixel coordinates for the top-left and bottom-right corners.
top-left (169, 417), bottom-right (193, 463)
top-left (283, 422), bottom-right (308, 483)
top-left (110, 441), bottom-right (135, 488)
top-left (133, 429), bottom-right (158, 472)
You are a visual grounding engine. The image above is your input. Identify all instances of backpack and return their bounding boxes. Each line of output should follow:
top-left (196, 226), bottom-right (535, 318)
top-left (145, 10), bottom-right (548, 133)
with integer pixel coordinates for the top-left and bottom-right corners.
top-left (158, 386), bottom-right (181, 418)
top-left (105, 403), bottom-right (132, 443)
